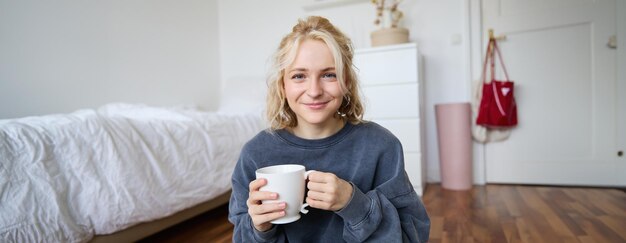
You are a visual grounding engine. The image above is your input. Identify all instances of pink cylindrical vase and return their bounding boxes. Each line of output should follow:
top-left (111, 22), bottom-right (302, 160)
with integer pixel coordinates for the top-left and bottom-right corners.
top-left (435, 102), bottom-right (473, 190)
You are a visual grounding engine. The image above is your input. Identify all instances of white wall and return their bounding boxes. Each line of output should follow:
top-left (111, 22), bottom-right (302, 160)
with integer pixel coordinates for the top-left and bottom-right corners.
top-left (218, 0), bottom-right (470, 183)
top-left (0, 0), bottom-right (221, 119)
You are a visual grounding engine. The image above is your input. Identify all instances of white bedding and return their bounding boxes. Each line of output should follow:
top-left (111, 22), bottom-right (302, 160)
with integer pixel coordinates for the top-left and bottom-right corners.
top-left (0, 103), bottom-right (265, 243)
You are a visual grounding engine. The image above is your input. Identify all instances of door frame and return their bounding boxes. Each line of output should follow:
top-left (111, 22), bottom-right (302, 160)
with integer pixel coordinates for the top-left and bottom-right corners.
top-left (464, 0), bottom-right (486, 185)
top-left (617, 0), bottom-right (626, 185)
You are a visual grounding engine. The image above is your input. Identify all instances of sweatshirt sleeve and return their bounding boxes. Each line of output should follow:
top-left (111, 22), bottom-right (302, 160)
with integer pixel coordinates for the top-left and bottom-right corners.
top-left (228, 148), bottom-right (286, 243)
top-left (335, 148), bottom-right (430, 242)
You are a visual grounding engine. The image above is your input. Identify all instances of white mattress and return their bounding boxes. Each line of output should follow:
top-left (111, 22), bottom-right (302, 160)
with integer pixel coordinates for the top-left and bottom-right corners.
top-left (0, 103), bottom-right (265, 243)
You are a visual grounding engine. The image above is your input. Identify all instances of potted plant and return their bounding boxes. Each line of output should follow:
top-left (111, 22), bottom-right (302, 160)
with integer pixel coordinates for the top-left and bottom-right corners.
top-left (371, 0), bottom-right (409, 47)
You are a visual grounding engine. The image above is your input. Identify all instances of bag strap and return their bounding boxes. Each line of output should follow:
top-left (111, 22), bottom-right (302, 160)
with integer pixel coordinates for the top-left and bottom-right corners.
top-left (491, 40), bottom-right (511, 82)
top-left (490, 40), bottom-right (508, 116)
top-left (481, 38), bottom-right (511, 84)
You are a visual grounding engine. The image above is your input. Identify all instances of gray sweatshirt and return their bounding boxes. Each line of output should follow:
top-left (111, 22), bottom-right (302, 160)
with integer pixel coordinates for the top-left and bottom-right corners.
top-left (228, 122), bottom-right (430, 242)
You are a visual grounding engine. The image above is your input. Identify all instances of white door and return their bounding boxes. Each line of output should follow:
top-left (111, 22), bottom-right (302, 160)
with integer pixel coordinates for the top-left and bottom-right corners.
top-left (482, 0), bottom-right (624, 186)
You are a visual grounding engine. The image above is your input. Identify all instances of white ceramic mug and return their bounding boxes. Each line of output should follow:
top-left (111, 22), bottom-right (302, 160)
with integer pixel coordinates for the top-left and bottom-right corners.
top-left (255, 164), bottom-right (314, 224)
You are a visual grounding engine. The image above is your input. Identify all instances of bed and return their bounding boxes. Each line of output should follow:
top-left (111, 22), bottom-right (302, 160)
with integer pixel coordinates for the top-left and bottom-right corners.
top-left (0, 103), bottom-right (266, 242)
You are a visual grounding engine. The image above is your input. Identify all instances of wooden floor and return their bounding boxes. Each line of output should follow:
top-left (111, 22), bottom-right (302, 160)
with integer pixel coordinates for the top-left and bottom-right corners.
top-left (139, 184), bottom-right (626, 243)
top-left (137, 203), bottom-right (233, 243)
top-left (424, 184), bottom-right (626, 243)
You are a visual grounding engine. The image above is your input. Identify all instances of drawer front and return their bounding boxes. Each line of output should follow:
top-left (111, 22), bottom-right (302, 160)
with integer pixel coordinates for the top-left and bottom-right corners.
top-left (354, 48), bottom-right (418, 86)
top-left (374, 119), bottom-right (421, 153)
top-left (362, 84), bottom-right (419, 119)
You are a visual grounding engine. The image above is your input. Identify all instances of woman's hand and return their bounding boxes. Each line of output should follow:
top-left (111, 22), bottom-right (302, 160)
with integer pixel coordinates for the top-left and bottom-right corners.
top-left (306, 171), bottom-right (353, 211)
top-left (247, 178), bottom-right (286, 232)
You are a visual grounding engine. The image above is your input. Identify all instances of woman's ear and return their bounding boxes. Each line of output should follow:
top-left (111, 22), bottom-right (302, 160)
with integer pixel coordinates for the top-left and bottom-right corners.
top-left (342, 76), bottom-right (351, 94)
top-left (343, 70), bottom-right (352, 86)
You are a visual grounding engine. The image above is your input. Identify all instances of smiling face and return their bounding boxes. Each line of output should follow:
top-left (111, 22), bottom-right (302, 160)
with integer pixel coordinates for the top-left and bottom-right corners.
top-left (283, 39), bottom-right (344, 135)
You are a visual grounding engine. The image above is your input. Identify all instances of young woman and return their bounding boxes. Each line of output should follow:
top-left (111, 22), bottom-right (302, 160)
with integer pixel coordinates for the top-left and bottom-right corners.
top-left (228, 16), bottom-right (430, 242)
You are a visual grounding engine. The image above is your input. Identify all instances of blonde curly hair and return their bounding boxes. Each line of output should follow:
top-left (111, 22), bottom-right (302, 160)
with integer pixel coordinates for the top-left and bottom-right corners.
top-left (265, 16), bottom-right (365, 130)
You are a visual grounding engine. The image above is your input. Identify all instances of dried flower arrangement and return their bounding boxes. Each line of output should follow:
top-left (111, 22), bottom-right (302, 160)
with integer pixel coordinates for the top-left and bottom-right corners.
top-left (370, 0), bottom-right (408, 47)
top-left (372, 0), bottom-right (404, 28)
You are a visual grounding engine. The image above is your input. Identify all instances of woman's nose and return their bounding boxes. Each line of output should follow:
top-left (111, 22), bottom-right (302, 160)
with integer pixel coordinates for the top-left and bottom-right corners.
top-left (306, 78), bottom-right (323, 97)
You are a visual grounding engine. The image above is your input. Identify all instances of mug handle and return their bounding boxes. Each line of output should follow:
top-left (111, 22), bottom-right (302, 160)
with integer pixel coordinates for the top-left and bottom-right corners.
top-left (300, 170), bottom-right (316, 214)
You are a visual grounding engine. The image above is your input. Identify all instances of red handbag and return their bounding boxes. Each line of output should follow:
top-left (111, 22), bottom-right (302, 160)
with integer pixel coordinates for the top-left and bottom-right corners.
top-left (476, 38), bottom-right (518, 127)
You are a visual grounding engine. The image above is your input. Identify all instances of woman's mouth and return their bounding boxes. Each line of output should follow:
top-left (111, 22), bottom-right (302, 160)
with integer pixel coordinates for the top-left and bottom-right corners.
top-left (304, 101), bottom-right (330, 110)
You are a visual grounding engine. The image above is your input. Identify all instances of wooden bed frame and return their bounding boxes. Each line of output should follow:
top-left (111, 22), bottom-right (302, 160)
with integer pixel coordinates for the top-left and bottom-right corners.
top-left (89, 190), bottom-right (231, 243)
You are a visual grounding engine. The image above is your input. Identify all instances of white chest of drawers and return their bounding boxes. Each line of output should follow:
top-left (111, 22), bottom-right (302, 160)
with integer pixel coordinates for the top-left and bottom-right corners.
top-left (353, 43), bottom-right (425, 196)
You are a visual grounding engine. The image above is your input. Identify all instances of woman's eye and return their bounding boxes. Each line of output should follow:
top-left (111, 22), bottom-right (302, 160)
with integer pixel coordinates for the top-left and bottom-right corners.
top-left (291, 74), bottom-right (305, 80)
top-left (322, 73), bottom-right (337, 79)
